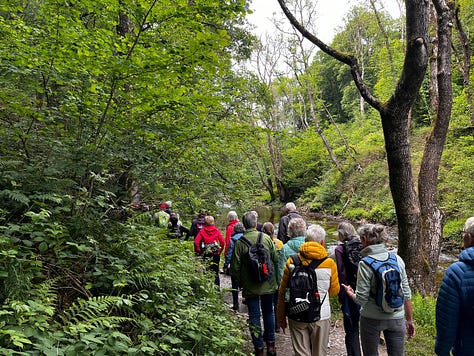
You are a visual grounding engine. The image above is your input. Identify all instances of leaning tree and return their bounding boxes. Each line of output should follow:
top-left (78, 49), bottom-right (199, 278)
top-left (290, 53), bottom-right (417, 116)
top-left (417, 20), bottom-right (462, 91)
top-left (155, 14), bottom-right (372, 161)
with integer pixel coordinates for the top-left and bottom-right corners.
top-left (277, 0), bottom-right (455, 294)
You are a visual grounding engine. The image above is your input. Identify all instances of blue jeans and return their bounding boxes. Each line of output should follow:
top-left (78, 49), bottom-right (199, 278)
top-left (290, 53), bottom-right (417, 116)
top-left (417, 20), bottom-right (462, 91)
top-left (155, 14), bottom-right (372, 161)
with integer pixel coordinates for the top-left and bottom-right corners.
top-left (245, 293), bottom-right (275, 348)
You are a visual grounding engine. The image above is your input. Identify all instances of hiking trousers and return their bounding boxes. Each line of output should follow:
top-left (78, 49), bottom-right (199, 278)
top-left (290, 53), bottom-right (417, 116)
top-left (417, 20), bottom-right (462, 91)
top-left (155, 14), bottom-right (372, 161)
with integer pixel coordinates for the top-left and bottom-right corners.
top-left (288, 318), bottom-right (330, 356)
top-left (360, 316), bottom-right (406, 356)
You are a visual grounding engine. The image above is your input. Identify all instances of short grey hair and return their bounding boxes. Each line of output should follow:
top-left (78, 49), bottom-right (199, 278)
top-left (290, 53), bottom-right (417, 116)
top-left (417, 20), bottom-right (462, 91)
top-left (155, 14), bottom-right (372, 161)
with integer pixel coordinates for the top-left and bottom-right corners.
top-left (288, 217), bottom-right (306, 238)
top-left (464, 217), bottom-right (474, 235)
top-left (285, 202), bottom-right (297, 212)
top-left (305, 224), bottom-right (326, 243)
top-left (358, 224), bottom-right (386, 245)
top-left (227, 210), bottom-right (238, 221)
top-left (242, 211), bottom-right (257, 229)
top-left (233, 222), bottom-right (245, 234)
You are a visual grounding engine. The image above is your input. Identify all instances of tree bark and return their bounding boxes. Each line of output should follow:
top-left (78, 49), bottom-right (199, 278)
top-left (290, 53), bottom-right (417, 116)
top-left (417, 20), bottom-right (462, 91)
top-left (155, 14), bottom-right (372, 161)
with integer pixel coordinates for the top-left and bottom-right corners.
top-left (416, 0), bottom-right (453, 294)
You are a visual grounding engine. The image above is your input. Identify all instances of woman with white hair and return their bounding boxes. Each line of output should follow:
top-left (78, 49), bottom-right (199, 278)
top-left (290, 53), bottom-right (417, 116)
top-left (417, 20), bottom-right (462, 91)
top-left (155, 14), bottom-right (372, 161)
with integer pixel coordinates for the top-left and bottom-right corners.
top-left (277, 217), bottom-right (307, 283)
top-left (224, 210), bottom-right (239, 256)
top-left (277, 224), bottom-right (340, 355)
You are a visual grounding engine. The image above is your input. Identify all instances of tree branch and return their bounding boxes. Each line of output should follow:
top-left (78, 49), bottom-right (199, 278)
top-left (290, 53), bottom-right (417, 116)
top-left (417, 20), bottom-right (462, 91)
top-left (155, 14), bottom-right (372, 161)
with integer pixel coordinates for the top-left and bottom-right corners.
top-left (276, 0), bottom-right (384, 111)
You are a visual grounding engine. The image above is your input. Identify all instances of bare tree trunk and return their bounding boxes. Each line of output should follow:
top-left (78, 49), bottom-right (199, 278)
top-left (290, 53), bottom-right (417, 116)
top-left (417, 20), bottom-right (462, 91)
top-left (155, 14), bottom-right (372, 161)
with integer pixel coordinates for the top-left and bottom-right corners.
top-left (416, 0), bottom-right (454, 294)
top-left (429, 3), bottom-right (439, 114)
top-left (453, 7), bottom-right (474, 133)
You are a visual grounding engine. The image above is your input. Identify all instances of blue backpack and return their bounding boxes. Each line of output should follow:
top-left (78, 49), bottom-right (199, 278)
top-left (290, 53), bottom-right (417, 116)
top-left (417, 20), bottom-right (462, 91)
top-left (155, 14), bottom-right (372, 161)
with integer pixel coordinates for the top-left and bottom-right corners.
top-left (362, 253), bottom-right (404, 313)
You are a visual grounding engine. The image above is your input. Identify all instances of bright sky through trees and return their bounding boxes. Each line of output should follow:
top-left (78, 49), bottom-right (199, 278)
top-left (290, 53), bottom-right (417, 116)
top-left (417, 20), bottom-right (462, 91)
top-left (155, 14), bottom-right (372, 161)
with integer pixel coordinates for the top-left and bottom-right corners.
top-left (248, 0), bottom-right (402, 43)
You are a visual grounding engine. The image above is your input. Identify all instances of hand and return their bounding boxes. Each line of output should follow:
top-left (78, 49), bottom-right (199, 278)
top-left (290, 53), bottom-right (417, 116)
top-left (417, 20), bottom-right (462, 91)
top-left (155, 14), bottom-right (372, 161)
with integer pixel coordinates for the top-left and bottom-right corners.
top-left (341, 284), bottom-right (355, 299)
top-left (279, 319), bottom-right (287, 334)
top-left (406, 321), bottom-right (416, 340)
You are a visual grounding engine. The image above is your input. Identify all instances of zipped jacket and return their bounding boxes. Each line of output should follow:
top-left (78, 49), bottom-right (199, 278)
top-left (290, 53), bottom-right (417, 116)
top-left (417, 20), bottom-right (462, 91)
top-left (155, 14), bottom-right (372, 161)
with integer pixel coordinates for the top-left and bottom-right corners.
top-left (230, 228), bottom-right (278, 298)
top-left (277, 241), bottom-right (340, 324)
top-left (435, 247), bottom-right (474, 356)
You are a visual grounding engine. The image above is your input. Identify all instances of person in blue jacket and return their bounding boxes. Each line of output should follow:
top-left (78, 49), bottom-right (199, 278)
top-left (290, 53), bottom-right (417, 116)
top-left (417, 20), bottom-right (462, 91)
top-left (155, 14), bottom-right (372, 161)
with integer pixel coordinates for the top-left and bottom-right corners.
top-left (223, 222), bottom-right (245, 311)
top-left (435, 216), bottom-right (474, 356)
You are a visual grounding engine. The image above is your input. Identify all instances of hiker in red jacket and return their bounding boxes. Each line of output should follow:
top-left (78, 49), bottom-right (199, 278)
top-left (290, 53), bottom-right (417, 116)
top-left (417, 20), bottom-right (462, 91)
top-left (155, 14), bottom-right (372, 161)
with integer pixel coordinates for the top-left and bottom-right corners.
top-left (194, 215), bottom-right (225, 286)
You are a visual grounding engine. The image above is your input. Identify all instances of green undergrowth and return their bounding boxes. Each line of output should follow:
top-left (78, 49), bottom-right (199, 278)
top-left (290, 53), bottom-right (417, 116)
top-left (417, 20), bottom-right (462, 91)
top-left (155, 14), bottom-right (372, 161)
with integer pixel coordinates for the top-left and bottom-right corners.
top-left (0, 221), bottom-right (246, 355)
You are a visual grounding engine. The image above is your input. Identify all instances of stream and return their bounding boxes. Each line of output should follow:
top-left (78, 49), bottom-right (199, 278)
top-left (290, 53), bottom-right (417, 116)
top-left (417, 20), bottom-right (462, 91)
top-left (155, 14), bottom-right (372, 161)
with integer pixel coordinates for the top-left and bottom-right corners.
top-left (216, 206), bottom-right (461, 266)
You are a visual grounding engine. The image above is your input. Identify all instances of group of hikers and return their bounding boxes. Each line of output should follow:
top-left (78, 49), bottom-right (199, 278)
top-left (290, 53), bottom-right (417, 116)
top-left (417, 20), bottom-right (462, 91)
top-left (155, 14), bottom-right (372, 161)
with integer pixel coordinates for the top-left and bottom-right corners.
top-left (150, 200), bottom-right (474, 356)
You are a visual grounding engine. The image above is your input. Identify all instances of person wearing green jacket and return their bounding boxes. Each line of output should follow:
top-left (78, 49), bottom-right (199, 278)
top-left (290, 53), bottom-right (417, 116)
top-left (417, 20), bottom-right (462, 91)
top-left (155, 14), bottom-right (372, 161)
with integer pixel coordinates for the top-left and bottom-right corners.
top-left (231, 211), bottom-right (278, 356)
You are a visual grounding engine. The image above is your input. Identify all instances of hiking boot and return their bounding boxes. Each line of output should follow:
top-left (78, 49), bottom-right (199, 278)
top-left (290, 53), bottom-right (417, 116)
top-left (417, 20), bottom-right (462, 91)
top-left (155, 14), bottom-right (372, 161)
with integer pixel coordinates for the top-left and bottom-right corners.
top-left (254, 347), bottom-right (264, 356)
top-left (266, 342), bottom-right (276, 356)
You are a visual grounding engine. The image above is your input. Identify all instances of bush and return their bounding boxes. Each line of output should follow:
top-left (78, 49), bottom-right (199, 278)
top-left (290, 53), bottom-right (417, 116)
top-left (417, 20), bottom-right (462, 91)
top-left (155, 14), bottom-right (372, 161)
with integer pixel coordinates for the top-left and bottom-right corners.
top-left (0, 218), bottom-right (246, 355)
top-left (405, 294), bottom-right (436, 356)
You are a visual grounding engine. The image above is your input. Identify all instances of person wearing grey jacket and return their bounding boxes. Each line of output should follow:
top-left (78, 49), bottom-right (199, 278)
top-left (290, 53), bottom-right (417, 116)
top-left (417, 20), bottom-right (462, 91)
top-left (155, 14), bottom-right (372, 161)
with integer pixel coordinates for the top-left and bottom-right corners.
top-left (342, 224), bottom-right (415, 356)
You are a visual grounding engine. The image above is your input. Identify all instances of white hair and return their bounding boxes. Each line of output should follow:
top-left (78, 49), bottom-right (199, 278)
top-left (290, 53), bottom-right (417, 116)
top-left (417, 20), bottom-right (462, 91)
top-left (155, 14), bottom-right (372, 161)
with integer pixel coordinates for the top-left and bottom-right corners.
top-left (227, 210), bottom-right (238, 221)
top-left (285, 202), bottom-right (297, 212)
top-left (464, 217), bottom-right (474, 234)
top-left (305, 224), bottom-right (326, 243)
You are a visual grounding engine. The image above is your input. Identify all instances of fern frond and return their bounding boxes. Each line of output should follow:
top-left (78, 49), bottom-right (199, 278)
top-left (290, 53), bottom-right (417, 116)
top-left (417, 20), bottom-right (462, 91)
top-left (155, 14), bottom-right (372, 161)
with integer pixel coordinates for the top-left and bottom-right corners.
top-left (0, 189), bottom-right (30, 205)
top-left (61, 295), bottom-right (136, 336)
top-left (128, 212), bottom-right (155, 225)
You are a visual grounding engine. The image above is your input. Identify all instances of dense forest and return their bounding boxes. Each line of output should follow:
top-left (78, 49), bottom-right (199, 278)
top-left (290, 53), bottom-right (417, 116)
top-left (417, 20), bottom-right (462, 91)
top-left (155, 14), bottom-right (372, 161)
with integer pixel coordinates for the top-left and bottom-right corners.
top-left (0, 0), bottom-right (473, 353)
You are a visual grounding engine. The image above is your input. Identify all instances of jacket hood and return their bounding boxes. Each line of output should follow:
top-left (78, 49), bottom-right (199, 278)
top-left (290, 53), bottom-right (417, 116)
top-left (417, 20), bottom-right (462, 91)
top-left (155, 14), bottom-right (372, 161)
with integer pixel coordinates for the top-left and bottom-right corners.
top-left (286, 236), bottom-right (305, 251)
top-left (201, 225), bottom-right (220, 237)
top-left (459, 246), bottom-right (474, 266)
top-left (299, 241), bottom-right (328, 260)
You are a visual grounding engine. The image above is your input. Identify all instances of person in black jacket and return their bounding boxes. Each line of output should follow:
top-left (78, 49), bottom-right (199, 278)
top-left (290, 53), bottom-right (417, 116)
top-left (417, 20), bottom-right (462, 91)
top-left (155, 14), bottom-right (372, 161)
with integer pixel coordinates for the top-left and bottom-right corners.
top-left (277, 202), bottom-right (302, 243)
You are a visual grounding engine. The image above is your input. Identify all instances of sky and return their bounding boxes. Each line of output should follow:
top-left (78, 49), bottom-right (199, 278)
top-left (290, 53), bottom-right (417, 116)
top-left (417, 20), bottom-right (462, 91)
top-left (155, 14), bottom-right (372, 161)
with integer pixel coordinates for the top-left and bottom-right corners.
top-left (247, 0), bottom-right (402, 43)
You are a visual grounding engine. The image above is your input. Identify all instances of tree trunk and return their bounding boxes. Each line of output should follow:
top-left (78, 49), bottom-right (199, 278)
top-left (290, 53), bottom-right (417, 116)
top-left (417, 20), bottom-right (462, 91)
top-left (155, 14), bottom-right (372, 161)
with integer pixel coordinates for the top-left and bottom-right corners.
top-left (416, 0), bottom-right (454, 295)
top-left (453, 7), bottom-right (474, 133)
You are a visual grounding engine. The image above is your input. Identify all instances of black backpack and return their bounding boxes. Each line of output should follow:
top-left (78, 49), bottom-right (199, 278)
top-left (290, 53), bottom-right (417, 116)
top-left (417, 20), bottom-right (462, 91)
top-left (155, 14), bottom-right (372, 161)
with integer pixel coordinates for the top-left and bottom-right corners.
top-left (240, 232), bottom-right (273, 283)
top-left (286, 254), bottom-right (327, 323)
top-left (342, 239), bottom-right (363, 288)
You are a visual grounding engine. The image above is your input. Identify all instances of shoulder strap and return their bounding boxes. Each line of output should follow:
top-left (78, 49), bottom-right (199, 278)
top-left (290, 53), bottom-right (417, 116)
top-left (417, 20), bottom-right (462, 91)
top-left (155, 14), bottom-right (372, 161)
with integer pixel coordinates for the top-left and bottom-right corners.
top-left (257, 231), bottom-right (263, 243)
top-left (239, 236), bottom-right (252, 248)
top-left (290, 253), bottom-right (301, 266)
top-left (309, 256), bottom-right (328, 269)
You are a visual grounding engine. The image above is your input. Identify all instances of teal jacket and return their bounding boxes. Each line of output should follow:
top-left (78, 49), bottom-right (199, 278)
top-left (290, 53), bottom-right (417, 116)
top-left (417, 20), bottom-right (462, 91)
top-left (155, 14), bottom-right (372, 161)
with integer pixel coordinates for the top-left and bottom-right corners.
top-left (230, 228), bottom-right (278, 298)
top-left (354, 244), bottom-right (411, 320)
top-left (277, 236), bottom-right (305, 283)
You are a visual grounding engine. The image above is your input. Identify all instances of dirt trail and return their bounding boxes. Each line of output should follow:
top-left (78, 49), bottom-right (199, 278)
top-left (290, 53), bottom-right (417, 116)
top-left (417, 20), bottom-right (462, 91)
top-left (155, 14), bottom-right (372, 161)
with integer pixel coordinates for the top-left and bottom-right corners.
top-left (220, 272), bottom-right (388, 356)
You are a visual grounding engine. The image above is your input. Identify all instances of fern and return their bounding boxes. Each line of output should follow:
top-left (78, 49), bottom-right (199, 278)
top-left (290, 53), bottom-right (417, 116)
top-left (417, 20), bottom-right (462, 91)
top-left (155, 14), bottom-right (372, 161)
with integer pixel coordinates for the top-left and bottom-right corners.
top-left (61, 295), bottom-right (135, 336)
top-left (0, 189), bottom-right (30, 205)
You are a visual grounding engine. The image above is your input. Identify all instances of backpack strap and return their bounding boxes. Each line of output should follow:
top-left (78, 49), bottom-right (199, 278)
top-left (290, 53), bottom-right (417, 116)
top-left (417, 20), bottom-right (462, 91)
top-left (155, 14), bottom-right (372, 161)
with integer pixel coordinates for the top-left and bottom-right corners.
top-left (239, 236), bottom-right (252, 248)
top-left (240, 232), bottom-right (263, 248)
top-left (309, 256), bottom-right (328, 269)
top-left (290, 253), bottom-right (301, 266)
top-left (291, 254), bottom-right (327, 269)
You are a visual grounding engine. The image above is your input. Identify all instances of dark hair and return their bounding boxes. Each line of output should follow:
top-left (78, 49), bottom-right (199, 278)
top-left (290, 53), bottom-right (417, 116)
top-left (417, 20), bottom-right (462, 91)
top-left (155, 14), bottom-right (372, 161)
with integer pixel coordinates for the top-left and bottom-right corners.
top-left (262, 222), bottom-right (275, 237)
top-left (233, 222), bottom-right (245, 234)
